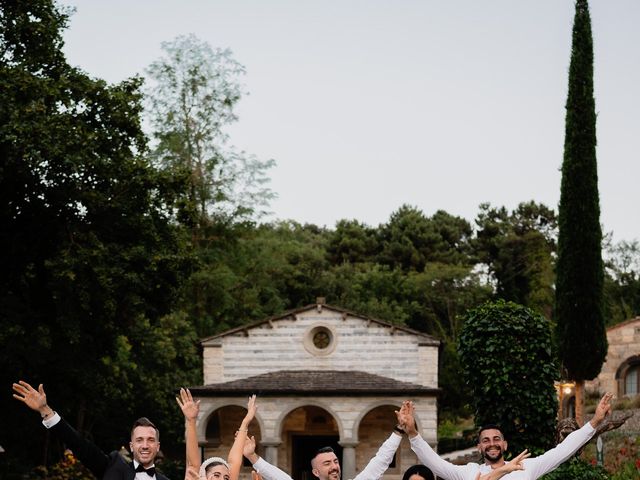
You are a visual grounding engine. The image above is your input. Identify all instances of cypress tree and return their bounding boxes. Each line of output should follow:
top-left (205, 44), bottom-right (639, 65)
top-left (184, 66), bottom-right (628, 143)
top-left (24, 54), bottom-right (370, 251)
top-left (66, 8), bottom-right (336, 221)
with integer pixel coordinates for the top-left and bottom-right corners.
top-left (555, 0), bottom-right (607, 421)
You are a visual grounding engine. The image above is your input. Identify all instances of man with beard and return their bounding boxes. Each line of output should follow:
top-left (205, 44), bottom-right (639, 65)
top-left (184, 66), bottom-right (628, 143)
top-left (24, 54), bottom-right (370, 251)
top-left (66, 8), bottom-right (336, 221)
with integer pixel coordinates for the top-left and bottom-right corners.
top-left (242, 405), bottom-right (530, 480)
top-left (398, 393), bottom-right (613, 480)
top-left (13, 380), bottom-right (170, 480)
top-left (242, 406), bottom-right (408, 480)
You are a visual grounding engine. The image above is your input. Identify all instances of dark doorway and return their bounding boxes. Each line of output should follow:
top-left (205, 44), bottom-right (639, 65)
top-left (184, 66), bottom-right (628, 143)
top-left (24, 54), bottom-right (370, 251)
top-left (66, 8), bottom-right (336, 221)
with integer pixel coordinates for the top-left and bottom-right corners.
top-left (291, 434), bottom-right (342, 480)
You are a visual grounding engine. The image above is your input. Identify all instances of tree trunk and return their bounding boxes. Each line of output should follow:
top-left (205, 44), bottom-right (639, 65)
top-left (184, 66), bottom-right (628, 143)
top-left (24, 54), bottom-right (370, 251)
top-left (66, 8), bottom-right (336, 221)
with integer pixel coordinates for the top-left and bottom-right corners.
top-left (575, 380), bottom-right (584, 425)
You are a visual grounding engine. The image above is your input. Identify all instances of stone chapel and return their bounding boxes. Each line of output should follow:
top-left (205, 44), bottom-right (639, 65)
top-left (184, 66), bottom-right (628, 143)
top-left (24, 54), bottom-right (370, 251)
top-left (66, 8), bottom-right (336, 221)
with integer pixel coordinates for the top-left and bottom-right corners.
top-left (190, 299), bottom-right (441, 480)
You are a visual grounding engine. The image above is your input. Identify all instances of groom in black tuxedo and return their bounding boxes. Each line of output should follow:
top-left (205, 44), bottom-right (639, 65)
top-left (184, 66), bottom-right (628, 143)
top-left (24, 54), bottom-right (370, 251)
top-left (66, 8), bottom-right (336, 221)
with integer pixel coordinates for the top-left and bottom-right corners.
top-left (13, 380), bottom-right (170, 480)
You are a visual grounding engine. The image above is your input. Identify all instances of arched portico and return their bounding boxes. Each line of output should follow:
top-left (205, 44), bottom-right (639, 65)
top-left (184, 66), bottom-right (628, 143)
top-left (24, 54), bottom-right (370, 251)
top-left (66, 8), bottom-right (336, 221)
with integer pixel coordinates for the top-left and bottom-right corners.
top-left (197, 400), bottom-right (263, 462)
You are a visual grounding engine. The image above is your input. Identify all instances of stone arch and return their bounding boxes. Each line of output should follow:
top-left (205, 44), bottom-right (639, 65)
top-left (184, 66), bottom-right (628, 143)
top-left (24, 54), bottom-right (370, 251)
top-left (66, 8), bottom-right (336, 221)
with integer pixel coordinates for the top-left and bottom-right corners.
top-left (561, 394), bottom-right (576, 419)
top-left (198, 401), bottom-right (263, 455)
top-left (351, 400), bottom-right (404, 442)
top-left (274, 400), bottom-right (345, 440)
top-left (198, 400), bottom-right (265, 440)
top-left (615, 355), bottom-right (640, 397)
top-left (275, 402), bottom-right (344, 480)
top-left (356, 403), bottom-right (404, 475)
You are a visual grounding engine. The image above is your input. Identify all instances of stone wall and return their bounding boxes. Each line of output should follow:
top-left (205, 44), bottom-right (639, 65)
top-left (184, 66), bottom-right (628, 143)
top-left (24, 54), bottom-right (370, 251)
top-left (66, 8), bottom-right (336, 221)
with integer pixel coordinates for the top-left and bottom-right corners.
top-left (585, 317), bottom-right (640, 397)
top-left (202, 308), bottom-right (439, 388)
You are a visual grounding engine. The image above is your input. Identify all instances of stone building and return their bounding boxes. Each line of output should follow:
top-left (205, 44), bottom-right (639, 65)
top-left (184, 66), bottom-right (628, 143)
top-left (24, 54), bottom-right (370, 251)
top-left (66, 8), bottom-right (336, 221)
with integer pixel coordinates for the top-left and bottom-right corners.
top-left (586, 316), bottom-right (640, 398)
top-left (190, 300), bottom-right (440, 480)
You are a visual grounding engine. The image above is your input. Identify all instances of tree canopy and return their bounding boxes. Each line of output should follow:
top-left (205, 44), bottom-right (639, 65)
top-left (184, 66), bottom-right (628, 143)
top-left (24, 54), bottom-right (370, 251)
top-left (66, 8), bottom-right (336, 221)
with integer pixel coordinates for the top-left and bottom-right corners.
top-left (145, 34), bottom-right (275, 233)
top-left (1, 0), bottom-right (198, 472)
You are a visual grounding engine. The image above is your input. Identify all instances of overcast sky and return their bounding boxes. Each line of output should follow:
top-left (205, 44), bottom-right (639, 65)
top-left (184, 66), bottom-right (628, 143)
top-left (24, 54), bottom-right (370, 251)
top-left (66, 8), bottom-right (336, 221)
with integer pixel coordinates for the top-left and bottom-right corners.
top-left (61, 0), bottom-right (639, 242)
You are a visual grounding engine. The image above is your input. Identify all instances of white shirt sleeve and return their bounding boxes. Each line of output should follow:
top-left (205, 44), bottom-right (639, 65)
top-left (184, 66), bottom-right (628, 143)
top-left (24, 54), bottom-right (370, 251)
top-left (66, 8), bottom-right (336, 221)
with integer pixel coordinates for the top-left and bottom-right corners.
top-left (42, 412), bottom-right (61, 428)
top-left (409, 434), bottom-right (479, 480)
top-left (352, 432), bottom-right (402, 480)
top-left (524, 421), bottom-right (596, 479)
top-left (253, 457), bottom-right (295, 480)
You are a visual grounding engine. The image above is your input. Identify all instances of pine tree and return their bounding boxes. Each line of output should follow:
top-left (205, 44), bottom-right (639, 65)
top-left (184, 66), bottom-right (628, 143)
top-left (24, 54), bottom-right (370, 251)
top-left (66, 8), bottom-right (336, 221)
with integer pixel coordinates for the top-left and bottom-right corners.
top-left (555, 0), bottom-right (607, 422)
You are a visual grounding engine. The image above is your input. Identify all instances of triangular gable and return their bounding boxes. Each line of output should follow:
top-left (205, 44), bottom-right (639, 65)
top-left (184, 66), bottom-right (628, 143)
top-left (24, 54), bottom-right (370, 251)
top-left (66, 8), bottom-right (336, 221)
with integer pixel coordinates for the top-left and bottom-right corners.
top-left (200, 302), bottom-right (439, 346)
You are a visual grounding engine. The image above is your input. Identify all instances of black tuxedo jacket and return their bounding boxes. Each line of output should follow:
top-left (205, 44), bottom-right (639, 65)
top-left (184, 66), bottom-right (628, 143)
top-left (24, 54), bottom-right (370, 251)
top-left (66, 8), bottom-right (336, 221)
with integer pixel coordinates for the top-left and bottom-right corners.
top-left (50, 417), bottom-right (170, 480)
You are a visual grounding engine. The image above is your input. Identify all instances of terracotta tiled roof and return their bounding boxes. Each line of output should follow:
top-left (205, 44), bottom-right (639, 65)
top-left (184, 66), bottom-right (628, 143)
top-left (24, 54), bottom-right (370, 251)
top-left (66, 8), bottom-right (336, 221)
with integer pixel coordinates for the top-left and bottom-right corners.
top-left (199, 303), bottom-right (440, 346)
top-left (189, 370), bottom-right (440, 396)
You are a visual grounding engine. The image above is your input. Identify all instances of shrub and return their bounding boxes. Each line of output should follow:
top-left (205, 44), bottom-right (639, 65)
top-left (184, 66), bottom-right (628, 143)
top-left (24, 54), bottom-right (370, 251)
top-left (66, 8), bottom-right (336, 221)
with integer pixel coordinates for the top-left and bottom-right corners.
top-left (26, 451), bottom-right (95, 480)
top-left (540, 458), bottom-right (610, 480)
top-left (458, 300), bottom-right (558, 456)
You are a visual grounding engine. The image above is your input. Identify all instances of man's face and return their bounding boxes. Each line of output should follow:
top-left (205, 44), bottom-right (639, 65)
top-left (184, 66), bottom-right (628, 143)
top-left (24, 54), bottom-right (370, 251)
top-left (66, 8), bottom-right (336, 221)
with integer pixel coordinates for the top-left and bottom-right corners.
top-left (311, 452), bottom-right (341, 480)
top-left (129, 426), bottom-right (160, 467)
top-left (477, 428), bottom-right (507, 465)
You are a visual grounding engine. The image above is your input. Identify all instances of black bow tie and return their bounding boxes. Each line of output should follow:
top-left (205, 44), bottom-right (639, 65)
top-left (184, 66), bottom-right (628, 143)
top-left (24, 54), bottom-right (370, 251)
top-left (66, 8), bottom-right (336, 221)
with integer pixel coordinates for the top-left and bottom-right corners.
top-left (135, 465), bottom-right (156, 477)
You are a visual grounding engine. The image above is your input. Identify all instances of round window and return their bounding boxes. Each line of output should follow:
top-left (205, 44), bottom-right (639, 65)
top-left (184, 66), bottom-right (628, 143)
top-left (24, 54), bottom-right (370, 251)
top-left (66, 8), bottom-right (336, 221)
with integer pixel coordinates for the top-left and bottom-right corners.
top-left (304, 324), bottom-right (337, 356)
top-left (313, 330), bottom-right (331, 349)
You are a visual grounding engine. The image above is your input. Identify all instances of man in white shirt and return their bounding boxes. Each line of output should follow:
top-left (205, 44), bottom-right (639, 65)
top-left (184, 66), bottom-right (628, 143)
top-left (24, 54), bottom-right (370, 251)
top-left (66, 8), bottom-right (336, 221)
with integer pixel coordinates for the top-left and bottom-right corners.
top-left (398, 393), bottom-right (612, 480)
top-left (242, 409), bottom-right (406, 480)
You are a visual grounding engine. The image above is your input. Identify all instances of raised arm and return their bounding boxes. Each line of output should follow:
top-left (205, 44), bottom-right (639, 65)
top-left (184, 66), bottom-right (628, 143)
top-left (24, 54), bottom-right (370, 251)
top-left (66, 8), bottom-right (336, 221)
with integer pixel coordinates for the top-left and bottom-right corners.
top-left (176, 388), bottom-right (201, 469)
top-left (400, 401), bottom-right (477, 480)
top-left (352, 416), bottom-right (403, 480)
top-left (244, 435), bottom-right (293, 480)
top-left (227, 394), bottom-right (257, 480)
top-left (525, 392), bottom-right (613, 479)
top-left (13, 380), bottom-right (110, 477)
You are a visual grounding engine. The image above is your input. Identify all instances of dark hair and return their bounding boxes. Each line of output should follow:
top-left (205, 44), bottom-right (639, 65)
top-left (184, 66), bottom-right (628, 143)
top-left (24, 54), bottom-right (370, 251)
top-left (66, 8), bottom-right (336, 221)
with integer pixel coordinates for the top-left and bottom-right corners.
top-left (311, 446), bottom-right (336, 467)
top-left (477, 423), bottom-right (504, 443)
top-left (131, 417), bottom-right (160, 441)
top-left (315, 446), bottom-right (335, 456)
top-left (402, 465), bottom-right (434, 480)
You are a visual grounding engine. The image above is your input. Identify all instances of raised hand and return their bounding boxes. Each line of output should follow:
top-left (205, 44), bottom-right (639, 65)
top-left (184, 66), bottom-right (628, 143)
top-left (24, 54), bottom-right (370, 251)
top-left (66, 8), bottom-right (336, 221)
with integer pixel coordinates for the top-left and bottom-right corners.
top-left (184, 465), bottom-right (199, 480)
top-left (396, 400), bottom-right (418, 436)
top-left (244, 394), bottom-right (257, 424)
top-left (243, 435), bottom-right (257, 457)
top-left (243, 435), bottom-right (260, 464)
top-left (500, 449), bottom-right (529, 474)
top-left (12, 381), bottom-right (51, 415)
top-left (590, 392), bottom-right (613, 428)
top-left (176, 388), bottom-right (200, 421)
top-left (476, 449), bottom-right (529, 480)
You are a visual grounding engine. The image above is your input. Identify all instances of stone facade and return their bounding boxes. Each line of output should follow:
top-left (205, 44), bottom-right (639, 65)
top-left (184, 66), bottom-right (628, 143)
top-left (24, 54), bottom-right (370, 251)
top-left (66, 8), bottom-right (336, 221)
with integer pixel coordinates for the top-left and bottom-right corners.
top-left (585, 317), bottom-right (640, 397)
top-left (202, 307), bottom-right (439, 387)
top-left (193, 302), bottom-right (441, 480)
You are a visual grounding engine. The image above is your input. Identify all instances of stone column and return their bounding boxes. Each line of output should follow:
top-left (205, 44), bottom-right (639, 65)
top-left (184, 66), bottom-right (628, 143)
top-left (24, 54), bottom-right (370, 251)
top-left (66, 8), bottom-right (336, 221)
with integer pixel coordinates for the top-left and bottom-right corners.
top-left (262, 441), bottom-right (281, 465)
top-left (339, 442), bottom-right (358, 480)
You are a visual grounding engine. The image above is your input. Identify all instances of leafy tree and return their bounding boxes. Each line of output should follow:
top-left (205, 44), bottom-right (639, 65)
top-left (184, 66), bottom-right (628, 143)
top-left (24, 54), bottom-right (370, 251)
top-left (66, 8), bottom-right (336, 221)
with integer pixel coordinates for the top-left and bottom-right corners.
top-left (555, 0), bottom-right (607, 422)
top-left (322, 262), bottom-right (413, 324)
top-left (1, 0), bottom-right (197, 473)
top-left (145, 34), bottom-right (275, 234)
top-left (326, 219), bottom-right (379, 264)
top-left (459, 300), bottom-right (558, 455)
top-left (407, 263), bottom-right (492, 418)
top-left (180, 221), bottom-right (332, 336)
top-left (475, 201), bottom-right (557, 317)
top-left (377, 205), bottom-right (473, 271)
